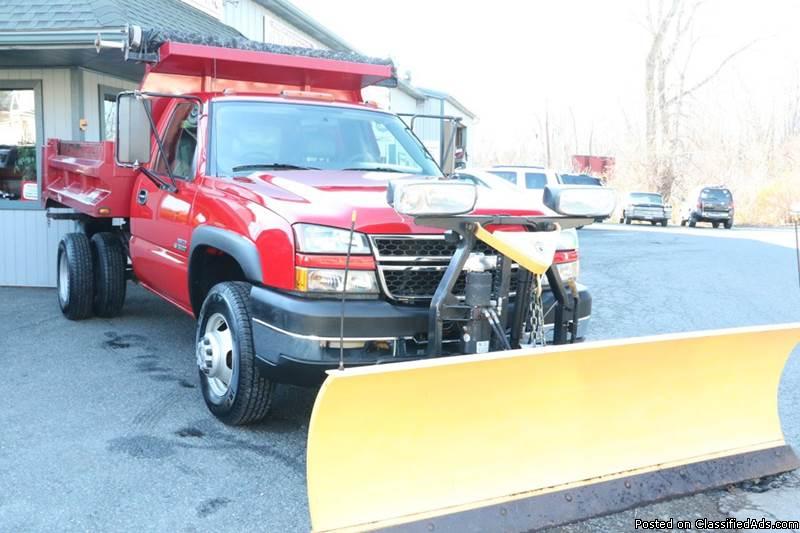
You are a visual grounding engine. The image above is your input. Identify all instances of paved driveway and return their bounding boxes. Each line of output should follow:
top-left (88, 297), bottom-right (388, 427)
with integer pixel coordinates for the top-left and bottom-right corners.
top-left (1, 224), bottom-right (798, 532)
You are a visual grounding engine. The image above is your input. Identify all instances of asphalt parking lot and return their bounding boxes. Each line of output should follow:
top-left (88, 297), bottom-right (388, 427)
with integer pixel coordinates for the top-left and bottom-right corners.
top-left (2, 223), bottom-right (799, 532)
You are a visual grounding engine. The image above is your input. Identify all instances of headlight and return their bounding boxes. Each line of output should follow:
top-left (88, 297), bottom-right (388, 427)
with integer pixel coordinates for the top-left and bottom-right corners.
top-left (388, 179), bottom-right (477, 216)
top-left (295, 268), bottom-right (379, 294)
top-left (294, 224), bottom-right (371, 254)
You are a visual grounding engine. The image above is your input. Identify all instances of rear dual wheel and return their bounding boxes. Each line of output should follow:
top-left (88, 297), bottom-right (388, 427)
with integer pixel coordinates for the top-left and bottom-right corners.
top-left (57, 233), bottom-right (94, 320)
top-left (91, 232), bottom-right (126, 317)
top-left (57, 231), bottom-right (126, 320)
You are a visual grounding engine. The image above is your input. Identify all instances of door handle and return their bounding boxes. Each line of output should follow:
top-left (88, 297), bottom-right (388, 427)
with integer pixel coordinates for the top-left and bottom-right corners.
top-left (137, 189), bottom-right (148, 206)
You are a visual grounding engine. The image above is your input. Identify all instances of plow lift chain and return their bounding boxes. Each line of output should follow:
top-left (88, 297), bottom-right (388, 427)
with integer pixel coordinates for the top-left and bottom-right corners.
top-left (527, 274), bottom-right (547, 347)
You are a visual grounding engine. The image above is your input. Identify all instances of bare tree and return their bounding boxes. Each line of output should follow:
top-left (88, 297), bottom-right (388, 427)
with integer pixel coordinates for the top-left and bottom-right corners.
top-left (644, 0), bottom-right (754, 199)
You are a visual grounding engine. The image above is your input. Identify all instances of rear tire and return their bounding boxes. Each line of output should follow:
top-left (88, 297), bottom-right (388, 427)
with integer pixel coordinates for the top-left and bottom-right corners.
top-left (688, 217), bottom-right (697, 228)
top-left (680, 219), bottom-right (686, 226)
top-left (91, 232), bottom-right (127, 317)
top-left (625, 216), bottom-right (631, 225)
top-left (57, 233), bottom-right (94, 320)
top-left (196, 281), bottom-right (273, 425)
top-left (660, 220), bottom-right (668, 227)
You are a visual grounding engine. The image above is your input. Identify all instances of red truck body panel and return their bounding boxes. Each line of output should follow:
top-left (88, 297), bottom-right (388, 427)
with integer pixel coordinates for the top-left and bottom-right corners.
top-left (140, 42), bottom-right (394, 104)
top-left (572, 155), bottom-right (615, 176)
top-left (42, 139), bottom-right (137, 217)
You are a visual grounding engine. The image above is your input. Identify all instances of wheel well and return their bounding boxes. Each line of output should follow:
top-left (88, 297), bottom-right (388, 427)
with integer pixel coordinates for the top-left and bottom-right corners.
top-left (189, 246), bottom-right (247, 316)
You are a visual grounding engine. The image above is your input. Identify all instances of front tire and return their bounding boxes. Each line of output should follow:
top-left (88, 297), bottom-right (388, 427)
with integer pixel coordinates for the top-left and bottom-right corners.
top-left (688, 216), bottom-right (697, 228)
top-left (91, 232), bottom-right (127, 317)
top-left (196, 282), bottom-right (273, 425)
top-left (57, 233), bottom-right (94, 320)
top-left (661, 220), bottom-right (668, 227)
top-left (724, 218), bottom-right (733, 229)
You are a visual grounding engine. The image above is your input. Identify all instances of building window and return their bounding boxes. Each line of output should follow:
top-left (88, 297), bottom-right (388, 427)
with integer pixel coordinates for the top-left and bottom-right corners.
top-left (98, 86), bottom-right (124, 141)
top-left (0, 82), bottom-right (42, 207)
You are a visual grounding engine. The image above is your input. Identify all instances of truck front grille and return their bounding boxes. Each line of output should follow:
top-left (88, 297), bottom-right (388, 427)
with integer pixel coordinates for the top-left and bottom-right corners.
top-left (373, 236), bottom-right (493, 259)
top-left (370, 235), bottom-right (517, 302)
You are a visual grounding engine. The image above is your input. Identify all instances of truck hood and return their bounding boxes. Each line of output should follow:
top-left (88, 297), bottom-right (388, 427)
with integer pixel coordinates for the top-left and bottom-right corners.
top-left (222, 170), bottom-right (548, 234)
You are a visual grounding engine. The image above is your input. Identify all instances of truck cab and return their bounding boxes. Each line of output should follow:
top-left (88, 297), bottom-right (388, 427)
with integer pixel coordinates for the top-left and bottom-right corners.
top-left (44, 39), bottom-right (593, 425)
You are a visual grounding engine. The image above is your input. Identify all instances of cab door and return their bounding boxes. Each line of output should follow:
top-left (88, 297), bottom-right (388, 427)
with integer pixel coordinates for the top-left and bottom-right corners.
top-left (130, 101), bottom-right (201, 310)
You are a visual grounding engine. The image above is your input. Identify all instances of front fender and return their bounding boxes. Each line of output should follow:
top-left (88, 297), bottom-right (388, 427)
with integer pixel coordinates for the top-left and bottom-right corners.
top-left (189, 226), bottom-right (263, 283)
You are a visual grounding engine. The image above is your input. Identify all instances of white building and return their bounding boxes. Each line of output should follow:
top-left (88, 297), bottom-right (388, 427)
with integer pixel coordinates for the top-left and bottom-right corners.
top-left (0, 0), bottom-right (475, 287)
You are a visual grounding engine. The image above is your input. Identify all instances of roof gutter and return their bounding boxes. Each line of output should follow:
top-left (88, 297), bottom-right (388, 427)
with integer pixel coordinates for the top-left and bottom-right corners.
top-left (0, 27), bottom-right (128, 50)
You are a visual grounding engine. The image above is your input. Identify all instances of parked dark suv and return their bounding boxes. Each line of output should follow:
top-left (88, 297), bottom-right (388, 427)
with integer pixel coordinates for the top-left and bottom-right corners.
top-left (681, 187), bottom-right (734, 228)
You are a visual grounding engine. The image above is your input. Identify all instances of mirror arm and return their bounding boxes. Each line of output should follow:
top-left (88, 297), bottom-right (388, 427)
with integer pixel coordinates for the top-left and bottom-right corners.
top-left (139, 93), bottom-right (179, 194)
top-left (139, 167), bottom-right (176, 193)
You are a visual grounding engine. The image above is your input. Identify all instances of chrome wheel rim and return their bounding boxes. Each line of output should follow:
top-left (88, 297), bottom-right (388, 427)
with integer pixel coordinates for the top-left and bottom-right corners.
top-left (58, 251), bottom-right (69, 303)
top-left (197, 313), bottom-right (235, 397)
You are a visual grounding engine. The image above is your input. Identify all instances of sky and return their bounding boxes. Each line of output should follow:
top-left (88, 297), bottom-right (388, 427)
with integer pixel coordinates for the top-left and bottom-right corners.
top-left (291, 0), bottom-right (800, 162)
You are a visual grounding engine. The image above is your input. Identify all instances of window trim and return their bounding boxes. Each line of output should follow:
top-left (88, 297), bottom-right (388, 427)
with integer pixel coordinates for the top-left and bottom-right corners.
top-left (98, 84), bottom-right (125, 142)
top-left (0, 80), bottom-right (45, 211)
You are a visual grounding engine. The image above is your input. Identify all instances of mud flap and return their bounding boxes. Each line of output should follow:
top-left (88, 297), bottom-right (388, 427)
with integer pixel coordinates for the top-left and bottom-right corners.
top-left (306, 323), bottom-right (800, 532)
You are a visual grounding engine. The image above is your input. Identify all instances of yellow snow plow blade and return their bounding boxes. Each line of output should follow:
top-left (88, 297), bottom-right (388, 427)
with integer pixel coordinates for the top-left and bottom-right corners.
top-left (307, 323), bottom-right (800, 532)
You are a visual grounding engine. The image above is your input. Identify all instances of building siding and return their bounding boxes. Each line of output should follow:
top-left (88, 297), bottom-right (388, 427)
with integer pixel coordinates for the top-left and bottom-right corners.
top-left (81, 69), bottom-right (137, 142)
top-left (0, 210), bottom-right (76, 287)
top-left (223, 0), bottom-right (325, 48)
top-left (0, 68), bottom-right (76, 287)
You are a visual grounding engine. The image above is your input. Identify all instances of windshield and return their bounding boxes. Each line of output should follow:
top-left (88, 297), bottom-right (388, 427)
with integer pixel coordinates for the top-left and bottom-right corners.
top-left (456, 172), bottom-right (517, 190)
top-left (561, 174), bottom-right (602, 186)
top-left (488, 170), bottom-right (518, 185)
top-left (630, 193), bottom-right (663, 205)
top-left (209, 101), bottom-right (442, 177)
top-left (700, 188), bottom-right (732, 202)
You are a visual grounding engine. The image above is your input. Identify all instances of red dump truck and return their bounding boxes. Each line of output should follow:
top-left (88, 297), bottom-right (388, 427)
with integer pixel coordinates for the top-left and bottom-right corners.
top-left (43, 37), bottom-right (591, 425)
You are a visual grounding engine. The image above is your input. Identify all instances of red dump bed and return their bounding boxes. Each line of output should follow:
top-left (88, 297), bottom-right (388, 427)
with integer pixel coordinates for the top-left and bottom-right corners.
top-left (140, 41), bottom-right (395, 104)
top-left (42, 140), bottom-right (136, 218)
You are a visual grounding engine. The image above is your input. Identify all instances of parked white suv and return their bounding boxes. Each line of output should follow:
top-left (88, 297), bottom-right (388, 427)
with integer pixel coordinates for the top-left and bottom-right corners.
top-left (480, 165), bottom-right (562, 196)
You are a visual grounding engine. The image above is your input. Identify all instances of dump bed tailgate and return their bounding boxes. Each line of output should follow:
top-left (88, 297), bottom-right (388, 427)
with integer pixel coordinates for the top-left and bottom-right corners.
top-left (43, 139), bottom-right (137, 217)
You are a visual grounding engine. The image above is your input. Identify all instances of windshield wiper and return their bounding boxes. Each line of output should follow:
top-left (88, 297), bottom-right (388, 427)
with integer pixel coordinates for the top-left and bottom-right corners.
top-left (231, 163), bottom-right (319, 172)
top-left (342, 166), bottom-right (406, 173)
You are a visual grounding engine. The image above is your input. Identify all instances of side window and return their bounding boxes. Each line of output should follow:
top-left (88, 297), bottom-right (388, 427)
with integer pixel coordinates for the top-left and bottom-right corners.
top-left (155, 102), bottom-right (199, 179)
top-left (488, 170), bottom-right (517, 185)
top-left (524, 172), bottom-right (547, 189)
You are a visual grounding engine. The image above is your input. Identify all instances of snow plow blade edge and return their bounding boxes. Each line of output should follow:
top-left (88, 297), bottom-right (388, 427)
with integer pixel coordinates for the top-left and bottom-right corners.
top-left (307, 323), bottom-right (800, 532)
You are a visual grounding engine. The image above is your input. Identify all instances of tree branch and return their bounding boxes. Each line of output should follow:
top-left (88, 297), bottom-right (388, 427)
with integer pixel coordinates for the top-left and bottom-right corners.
top-left (666, 39), bottom-right (757, 105)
